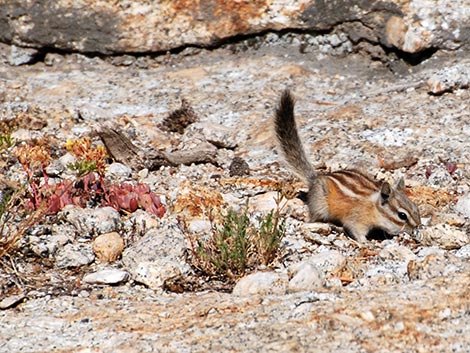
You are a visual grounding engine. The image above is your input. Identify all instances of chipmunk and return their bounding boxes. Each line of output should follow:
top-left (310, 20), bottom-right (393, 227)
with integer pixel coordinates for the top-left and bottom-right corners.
top-left (274, 90), bottom-right (421, 243)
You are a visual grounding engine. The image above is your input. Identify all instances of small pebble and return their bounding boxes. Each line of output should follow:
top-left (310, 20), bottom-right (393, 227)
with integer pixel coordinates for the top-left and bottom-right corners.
top-left (93, 232), bottom-right (125, 263)
top-left (83, 269), bottom-right (129, 285)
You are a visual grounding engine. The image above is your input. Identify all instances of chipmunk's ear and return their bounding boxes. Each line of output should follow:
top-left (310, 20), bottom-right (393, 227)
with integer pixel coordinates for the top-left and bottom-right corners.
top-left (380, 181), bottom-right (391, 200)
top-left (394, 177), bottom-right (405, 191)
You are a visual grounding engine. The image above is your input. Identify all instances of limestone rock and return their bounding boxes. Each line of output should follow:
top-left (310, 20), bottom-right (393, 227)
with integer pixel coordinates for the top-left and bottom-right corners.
top-left (93, 232), bottom-right (125, 263)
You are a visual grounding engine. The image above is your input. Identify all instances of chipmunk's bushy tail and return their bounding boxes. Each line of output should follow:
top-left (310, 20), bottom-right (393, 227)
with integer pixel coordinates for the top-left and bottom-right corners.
top-left (274, 90), bottom-right (316, 181)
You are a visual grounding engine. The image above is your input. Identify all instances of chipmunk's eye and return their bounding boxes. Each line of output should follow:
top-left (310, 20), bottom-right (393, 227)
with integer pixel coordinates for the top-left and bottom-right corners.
top-left (398, 212), bottom-right (408, 221)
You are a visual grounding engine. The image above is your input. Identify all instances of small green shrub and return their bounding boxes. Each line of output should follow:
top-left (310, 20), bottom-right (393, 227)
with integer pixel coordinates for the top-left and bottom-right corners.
top-left (0, 134), bottom-right (14, 151)
top-left (189, 193), bottom-right (287, 282)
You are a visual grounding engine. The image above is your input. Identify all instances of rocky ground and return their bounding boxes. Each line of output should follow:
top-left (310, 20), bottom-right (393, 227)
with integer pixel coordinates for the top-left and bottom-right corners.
top-left (1, 30), bottom-right (470, 352)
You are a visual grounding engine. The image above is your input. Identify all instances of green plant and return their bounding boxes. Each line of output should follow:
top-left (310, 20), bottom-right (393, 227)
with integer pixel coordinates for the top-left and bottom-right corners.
top-left (189, 193), bottom-right (287, 282)
top-left (65, 138), bottom-right (108, 177)
top-left (0, 133), bottom-right (14, 151)
top-left (254, 196), bottom-right (286, 266)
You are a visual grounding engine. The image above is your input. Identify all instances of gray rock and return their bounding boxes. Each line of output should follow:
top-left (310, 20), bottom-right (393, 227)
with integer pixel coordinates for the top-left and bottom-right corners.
top-left (10, 128), bottom-right (43, 141)
top-left (122, 225), bottom-right (190, 289)
top-left (60, 205), bottom-right (123, 237)
top-left (360, 127), bottom-right (414, 147)
top-left (55, 243), bottom-right (95, 268)
top-left (123, 209), bottom-right (160, 234)
top-left (186, 218), bottom-right (212, 233)
top-left (9, 45), bottom-right (38, 66)
top-left (232, 271), bottom-right (288, 297)
top-left (82, 269), bottom-right (129, 285)
top-left (427, 168), bottom-right (455, 187)
top-left (29, 236), bottom-right (50, 258)
top-left (71, 125), bottom-right (91, 136)
top-left (44, 233), bottom-right (71, 256)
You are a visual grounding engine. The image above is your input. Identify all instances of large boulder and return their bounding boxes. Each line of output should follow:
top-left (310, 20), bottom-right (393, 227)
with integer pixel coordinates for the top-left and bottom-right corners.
top-left (0, 0), bottom-right (468, 55)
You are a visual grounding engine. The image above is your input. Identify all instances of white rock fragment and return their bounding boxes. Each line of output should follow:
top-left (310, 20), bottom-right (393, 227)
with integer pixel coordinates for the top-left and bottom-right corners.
top-left (427, 63), bottom-right (470, 94)
top-left (105, 162), bottom-right (132, 179)
top-left (232, 271), bottom-right (288, 297)
top-left (455, 244), bottom-right (470, 259)
top-left (45, 160), bottom-right (65, 176)
top-left (427, 168), bottom-right (455, 187)
top-left (303, 222), bottom-right (332, 236)
top-left (360, 127), bottom-right (414, 147)
top-left (0, 293), bottom-right (26, 310)
top-left (359, 264), bottom-right (406, 287)
top-left (288, 261), bottom-right (324, 293)
top-left (10, 128), bottom-right (43, 141)
top-left (304, 249), bottom-right (346, 274)
top-left (418, 224), bottom-right (469, 250)
top-left (132, 259), bottom-right (183, 289)
top-left (83, 269), bottom-right (129, 285)
top-left (249, 192), bottom-right (306, 219)
top-left (124, 209), bottom-right (161, 233)
top-left (455, 193), bottom-right (470, 218)
top-left (9, 45), bottom-right (39, 66)
top-left (186, 218), bottom-right (212, 233)
top-left (248, 192), bottom-right (279, 213)
top-left (379, 243), bottom-right (416, 262)
top-left (415, 246), bottom-right (446, 261)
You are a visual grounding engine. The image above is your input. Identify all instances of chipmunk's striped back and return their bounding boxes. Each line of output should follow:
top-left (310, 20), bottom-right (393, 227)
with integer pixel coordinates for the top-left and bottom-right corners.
top-left (274, 90), bottom-right (421, 243)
